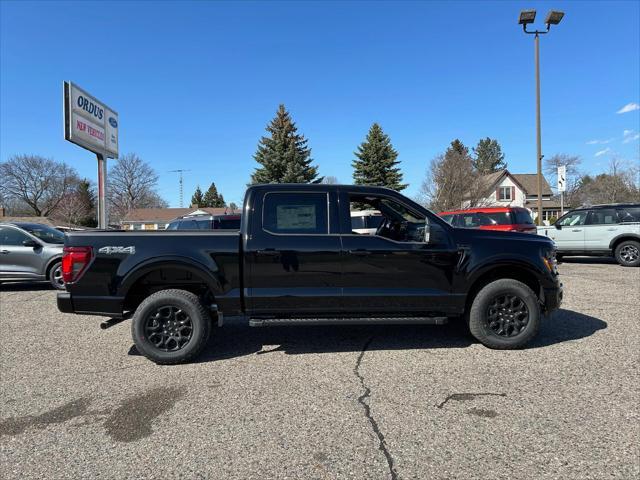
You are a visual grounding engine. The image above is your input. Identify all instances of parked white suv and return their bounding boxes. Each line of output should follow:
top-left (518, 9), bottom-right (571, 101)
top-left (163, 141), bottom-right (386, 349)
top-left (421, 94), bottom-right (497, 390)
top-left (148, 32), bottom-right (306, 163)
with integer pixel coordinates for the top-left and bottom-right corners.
top-left (538, 203), bottom-right (640, 267)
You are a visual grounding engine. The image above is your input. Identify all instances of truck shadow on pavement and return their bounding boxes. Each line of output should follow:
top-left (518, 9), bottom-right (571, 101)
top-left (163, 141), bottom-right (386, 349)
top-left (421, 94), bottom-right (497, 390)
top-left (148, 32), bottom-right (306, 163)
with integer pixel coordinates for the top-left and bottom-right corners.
top-left (128, 308), bottom-right (606, 363)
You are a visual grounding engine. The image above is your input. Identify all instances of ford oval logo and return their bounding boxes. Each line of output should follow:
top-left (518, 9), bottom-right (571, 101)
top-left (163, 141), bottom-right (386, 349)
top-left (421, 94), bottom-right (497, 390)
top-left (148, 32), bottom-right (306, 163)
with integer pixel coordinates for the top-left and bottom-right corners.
top-left (108, 117), bottom-right (118, 128)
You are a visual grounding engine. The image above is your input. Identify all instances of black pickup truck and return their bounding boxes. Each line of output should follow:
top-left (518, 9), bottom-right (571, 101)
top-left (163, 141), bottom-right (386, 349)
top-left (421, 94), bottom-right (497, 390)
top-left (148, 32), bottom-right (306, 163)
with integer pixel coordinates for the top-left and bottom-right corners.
top-left (58, 184), bottom-right (562, 364)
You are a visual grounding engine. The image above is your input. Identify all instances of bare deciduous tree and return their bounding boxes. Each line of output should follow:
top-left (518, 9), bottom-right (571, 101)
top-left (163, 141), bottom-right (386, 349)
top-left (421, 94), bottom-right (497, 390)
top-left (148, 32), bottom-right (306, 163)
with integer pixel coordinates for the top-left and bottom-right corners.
top-left (107, 153), bottom-right (167, 222)
top-left (572, 157), bottom-right (640, 206)
top-left (0, 155), bottom-right (79, 216)
top-left (419, 141), bottom-right (488, 212)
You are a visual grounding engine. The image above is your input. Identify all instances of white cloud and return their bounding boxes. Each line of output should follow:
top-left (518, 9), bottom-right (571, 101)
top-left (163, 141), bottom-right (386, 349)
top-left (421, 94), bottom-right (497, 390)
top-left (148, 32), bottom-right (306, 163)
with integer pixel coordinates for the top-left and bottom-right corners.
top-left (595, 148), bottom-right (611, 157)
top-left (586, 138), bottom-right (612, 145)
top-left (623, 129), bottom-right (640, 143)
top-left (616, 103), bottom-right (640, 114)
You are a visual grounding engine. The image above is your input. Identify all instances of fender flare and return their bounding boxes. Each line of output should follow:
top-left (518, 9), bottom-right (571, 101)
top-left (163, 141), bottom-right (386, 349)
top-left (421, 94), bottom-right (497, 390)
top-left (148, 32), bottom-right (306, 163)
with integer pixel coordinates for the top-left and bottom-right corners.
top-left (464, 256), bottom-right (548, 297)
top-left (117, 256), bottom-right (224, 298)
top-left (609, 233), bottom-right (640, 250)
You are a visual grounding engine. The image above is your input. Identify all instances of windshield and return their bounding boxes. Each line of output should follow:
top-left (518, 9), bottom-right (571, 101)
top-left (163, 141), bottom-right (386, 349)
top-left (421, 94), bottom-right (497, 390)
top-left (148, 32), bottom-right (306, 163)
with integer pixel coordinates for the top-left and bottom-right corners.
top-left (19, 224), bottom-right (64, 244)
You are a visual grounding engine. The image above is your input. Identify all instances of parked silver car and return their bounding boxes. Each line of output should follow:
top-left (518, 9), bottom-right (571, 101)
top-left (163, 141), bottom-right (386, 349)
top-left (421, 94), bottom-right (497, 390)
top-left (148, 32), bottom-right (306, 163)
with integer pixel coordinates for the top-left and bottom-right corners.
top-left (0, 223), bottom-right (66, 289)
top-left (537, 203), bottom-right (640, 267)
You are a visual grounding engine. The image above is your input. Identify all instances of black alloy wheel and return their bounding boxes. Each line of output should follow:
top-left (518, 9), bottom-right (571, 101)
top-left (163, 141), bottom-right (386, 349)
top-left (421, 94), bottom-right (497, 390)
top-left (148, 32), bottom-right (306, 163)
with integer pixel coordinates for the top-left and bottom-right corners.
top-left (468, 278), bottom-right (541, 349)
top-left (144, 305), bottom-right (193, 352)
top-left (486, 294), bottom-right (529, 338)
top-left (131, 289), bottom-right (211, 364)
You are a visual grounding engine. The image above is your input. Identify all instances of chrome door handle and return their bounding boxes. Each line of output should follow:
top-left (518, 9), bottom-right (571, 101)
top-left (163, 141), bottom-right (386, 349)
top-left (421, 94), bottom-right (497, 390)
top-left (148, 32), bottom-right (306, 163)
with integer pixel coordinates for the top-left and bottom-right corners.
top-left (0, 249), bottom-right (9, 254)
top-left (571, 229), bottom-right (582, 232)
top-left (606, 228), bottom-right (617, 231)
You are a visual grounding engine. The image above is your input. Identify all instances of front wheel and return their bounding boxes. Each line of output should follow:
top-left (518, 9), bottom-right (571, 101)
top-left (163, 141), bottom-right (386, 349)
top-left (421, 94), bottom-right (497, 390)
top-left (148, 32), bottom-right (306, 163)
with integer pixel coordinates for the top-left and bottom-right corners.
top-left (48, 262), bottom-right (65, 290)
top-left (614, 240), bottom-right (640, 267)
top-left (131, 289), bottom-right (211, 364)
top-left (468, 279), bottom-right (540, 349)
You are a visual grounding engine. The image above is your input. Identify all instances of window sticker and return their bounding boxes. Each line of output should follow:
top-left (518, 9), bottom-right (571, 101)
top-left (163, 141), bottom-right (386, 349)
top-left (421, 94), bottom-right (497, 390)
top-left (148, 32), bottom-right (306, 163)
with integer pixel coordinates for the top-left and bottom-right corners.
top-left (276, 205), bottom-right (317, 230)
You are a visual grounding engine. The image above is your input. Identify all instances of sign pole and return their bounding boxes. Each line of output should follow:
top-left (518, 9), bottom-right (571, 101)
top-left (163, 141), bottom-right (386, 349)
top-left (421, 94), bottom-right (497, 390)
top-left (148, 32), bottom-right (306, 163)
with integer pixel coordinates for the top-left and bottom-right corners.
top-left (63, 81), bottom-right (118, 229)
top-left (97, 153), bottom-right (107, 229)
top-left (560, 191), bottom-right (564, 217)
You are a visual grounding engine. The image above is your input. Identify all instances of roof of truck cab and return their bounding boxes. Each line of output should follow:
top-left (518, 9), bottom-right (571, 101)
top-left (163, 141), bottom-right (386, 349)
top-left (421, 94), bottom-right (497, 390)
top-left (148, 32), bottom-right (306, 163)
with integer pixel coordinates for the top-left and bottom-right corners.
top-left (248, 184), bottom-right (399, 193)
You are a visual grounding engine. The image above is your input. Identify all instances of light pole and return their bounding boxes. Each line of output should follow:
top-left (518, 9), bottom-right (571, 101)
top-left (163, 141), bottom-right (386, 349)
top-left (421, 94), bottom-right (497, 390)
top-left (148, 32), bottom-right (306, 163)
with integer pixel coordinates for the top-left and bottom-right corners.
top-left (519, 9), bottom-right (564, 225)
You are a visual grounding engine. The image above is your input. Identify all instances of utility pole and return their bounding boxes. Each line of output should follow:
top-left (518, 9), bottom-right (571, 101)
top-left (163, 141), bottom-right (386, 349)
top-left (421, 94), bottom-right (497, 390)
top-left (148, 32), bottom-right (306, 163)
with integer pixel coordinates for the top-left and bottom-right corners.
top-left (169, 169), bottom-right (191, 207)
top-left (518, 9), bottom-right (565, 225)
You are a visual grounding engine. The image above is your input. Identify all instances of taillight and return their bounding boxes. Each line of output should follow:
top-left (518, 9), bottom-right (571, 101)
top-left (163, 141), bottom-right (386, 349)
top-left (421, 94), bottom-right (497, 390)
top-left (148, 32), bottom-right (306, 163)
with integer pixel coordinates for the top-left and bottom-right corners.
top-left (62, 246), bottom-right (93, 283)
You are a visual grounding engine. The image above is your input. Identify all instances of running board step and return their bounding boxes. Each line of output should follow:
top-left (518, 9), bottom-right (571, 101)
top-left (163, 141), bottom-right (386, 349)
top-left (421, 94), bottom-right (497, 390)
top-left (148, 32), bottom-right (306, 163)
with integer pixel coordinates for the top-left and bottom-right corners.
top-left (249, 317), bottom-right (448, 327)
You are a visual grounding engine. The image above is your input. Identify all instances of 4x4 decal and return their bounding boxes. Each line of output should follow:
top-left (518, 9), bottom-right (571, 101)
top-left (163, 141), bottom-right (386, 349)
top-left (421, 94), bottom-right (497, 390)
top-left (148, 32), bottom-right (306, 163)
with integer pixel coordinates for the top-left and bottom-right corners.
top-left (98, 246), bottom-right (136, 255)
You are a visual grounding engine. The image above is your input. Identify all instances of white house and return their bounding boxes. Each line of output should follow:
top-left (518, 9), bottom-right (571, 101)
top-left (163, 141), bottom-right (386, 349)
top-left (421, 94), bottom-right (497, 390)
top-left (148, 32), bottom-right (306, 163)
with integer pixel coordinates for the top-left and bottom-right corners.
top-left (468, 169), bottom-right (566, 222)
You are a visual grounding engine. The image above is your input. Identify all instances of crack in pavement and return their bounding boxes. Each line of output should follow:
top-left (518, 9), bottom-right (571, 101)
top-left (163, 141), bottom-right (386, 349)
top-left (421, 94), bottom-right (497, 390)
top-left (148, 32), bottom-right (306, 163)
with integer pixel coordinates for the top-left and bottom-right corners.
top-left (354, 336), bottom-right (399, 480)
top-left (436, 392), bottom-right (507, 409)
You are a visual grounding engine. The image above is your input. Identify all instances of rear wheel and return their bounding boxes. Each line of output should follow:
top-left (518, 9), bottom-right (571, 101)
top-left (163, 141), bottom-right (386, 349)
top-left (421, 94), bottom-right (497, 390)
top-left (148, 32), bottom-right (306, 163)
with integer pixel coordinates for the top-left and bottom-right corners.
top-left (131, 289), bottom-right (211, 364)
top-left (468, 279), bottom-right (540, 349)
top-left (614, 240), bottom-right (640, 267)
top-left (48, 262), bottom-right (65, 290)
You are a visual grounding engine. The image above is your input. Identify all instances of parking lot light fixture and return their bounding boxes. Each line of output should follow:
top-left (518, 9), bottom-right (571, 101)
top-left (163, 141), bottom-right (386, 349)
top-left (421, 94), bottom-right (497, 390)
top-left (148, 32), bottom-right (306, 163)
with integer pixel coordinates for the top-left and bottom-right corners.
top-left (519, 10), bottom-right (537, 26)
top-left (518, 9), bottom-right (565, 225)
top-left (545, 10), bottom-right (565, 26)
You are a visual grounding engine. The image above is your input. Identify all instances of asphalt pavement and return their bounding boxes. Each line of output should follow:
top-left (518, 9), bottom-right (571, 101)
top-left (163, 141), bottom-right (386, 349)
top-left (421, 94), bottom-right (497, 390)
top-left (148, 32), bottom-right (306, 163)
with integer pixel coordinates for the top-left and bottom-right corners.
top-left (1, 260), bottom-right (638, 479)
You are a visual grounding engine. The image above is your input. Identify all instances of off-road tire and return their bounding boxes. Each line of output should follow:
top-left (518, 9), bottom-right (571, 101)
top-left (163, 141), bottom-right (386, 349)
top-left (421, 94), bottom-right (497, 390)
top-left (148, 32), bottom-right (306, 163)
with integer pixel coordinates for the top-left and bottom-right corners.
top-left (468, 279), bottom-right (540, 349)
top-left (131, 289), bottom-right (211, 365)
top-left (614, 240), bottom-right (640, 267)
top-left (48, 262), bottom-right (65, 290)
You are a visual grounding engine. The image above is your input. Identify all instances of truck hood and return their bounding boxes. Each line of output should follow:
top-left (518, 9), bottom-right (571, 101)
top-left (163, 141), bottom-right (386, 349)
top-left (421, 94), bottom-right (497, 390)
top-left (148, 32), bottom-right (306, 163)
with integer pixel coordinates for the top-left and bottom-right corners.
top-left (452, 227), bottom-right (554, 247)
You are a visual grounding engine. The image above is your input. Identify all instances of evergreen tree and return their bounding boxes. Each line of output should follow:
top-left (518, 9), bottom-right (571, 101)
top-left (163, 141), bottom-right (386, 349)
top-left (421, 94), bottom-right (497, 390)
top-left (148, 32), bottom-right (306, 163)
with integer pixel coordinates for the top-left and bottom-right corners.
top-left (191, 185), bottom-right (204, 207)
top-left (77, 179), bottom-right (97, 227)
top-left (251, 104), bottom-right (320, 184)
top-left (203, 182), bottom-right (226, 207)
top-left (472, 137), bottom-right (507, 174)
top-left (352, 123), bottom-right (407, 191)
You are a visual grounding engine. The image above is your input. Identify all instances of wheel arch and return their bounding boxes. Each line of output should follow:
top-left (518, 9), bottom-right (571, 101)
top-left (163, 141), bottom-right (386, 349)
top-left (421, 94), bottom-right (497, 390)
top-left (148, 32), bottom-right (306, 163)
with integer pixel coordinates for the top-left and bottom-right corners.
top-left (609, 234), bottom-right (640, 252)
top-left (119, 258), bottom-right (223, 312)
top-left (44, 255), bottom-right (63, 277)
top-left (465, 264), bottom-right (543, 313)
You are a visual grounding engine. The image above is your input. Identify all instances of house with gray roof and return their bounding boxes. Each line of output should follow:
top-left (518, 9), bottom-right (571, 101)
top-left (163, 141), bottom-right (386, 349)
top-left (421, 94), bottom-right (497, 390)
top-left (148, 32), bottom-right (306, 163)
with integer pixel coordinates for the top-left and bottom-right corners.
top-left (468, 169), bottom-right (567, 222)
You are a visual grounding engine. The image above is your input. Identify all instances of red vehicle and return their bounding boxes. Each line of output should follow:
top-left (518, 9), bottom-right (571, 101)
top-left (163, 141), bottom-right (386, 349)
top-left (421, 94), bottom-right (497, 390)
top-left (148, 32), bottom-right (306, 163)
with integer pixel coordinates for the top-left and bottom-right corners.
top-left (438, 207), bottom-right (537, 234)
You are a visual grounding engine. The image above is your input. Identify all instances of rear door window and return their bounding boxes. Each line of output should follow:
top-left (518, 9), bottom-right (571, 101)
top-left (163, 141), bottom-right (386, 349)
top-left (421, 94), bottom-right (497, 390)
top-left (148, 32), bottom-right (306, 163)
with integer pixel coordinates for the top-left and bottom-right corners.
top-left (195, 218), bottom-right (212, 229)
top-left (459, 212), bottom-right (492, 227)
top-left (514, 210), bottom-right (534, 225)
top-left (586, 209), bottom-right (618, 225)
top-left (484, 212), bottom-right (511, 225)
top-left (263, 192), bottom-right (328, 235)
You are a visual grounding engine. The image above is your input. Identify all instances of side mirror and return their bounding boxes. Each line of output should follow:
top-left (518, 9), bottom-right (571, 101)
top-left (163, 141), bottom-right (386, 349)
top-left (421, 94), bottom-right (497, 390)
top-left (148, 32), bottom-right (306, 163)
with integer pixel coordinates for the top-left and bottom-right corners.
top-left (23, 239), bottom-right (40, 247)
top-left (554, 223), bottom-right (562, 230)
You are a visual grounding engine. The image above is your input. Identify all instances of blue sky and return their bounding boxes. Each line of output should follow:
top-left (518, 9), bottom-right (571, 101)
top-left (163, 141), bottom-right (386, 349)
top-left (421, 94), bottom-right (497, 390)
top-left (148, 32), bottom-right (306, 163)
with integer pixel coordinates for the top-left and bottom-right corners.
top-left (1, 0), bottom-right (639, 207)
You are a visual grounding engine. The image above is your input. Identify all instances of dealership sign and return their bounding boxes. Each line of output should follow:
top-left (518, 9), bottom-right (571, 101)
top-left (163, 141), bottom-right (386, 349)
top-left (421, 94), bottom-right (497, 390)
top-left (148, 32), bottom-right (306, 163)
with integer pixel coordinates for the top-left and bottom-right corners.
top-left (64, 81), bottom-right (118, 157)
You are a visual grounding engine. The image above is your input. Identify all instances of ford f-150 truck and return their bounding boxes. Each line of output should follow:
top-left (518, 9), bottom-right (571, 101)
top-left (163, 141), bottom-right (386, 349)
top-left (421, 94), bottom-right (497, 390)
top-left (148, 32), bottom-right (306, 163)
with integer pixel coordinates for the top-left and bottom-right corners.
top-left (58, 184), bottom-right (562, 364)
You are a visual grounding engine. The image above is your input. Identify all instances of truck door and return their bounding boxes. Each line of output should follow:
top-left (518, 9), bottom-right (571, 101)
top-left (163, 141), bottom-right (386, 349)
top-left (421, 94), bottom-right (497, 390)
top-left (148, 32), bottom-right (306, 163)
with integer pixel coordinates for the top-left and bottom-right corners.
top-left (244, 188), bottom-right (343, 315)
top-left (338, 190), bottom-right (462, 315)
